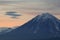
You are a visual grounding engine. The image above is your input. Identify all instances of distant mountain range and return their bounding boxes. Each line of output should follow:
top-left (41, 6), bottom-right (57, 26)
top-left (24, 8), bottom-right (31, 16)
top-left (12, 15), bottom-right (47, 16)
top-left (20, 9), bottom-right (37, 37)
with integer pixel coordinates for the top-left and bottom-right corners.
top-left (0, 13), bottom-right (60, 40)
top-left (0, 27), bottom-right (12, 34)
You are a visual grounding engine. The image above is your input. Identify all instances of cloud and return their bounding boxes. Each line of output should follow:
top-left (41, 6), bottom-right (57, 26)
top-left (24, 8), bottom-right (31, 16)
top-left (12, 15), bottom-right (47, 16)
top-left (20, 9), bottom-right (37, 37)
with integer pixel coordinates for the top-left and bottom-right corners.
top-left (5, 11), bottom-right (22, 19)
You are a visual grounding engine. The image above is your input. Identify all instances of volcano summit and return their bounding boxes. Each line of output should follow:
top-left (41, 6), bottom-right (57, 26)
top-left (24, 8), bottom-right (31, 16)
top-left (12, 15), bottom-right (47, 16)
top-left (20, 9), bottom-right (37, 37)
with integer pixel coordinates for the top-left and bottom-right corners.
top-left (0, 13), bottom-right (60, 40)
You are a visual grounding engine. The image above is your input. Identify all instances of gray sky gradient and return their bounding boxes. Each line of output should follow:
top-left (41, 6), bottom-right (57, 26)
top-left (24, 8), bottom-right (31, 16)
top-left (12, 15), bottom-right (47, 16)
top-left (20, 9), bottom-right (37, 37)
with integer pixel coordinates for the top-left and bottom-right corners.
top-left (0, 0), bottom-right (60, 14)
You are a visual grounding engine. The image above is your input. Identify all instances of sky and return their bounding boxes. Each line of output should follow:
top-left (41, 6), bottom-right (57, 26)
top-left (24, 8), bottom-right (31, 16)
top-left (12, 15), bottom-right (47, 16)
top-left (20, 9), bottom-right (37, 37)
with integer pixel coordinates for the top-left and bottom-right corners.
top-left (0, 0), bottom-right (60, 28)
top-left (0, 0), bottom-right (59, 14)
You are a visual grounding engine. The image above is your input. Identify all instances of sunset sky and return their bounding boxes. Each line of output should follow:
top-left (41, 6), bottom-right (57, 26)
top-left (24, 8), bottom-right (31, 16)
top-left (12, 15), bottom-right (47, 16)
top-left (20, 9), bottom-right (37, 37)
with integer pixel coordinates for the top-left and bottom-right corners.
top-left (0, 0), bottom-right (60, 28)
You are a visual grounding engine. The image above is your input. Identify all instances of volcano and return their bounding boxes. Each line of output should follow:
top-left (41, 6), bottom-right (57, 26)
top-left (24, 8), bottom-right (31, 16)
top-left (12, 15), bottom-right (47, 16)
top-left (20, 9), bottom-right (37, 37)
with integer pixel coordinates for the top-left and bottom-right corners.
top-left (0, 13), bottom-right (60, 40)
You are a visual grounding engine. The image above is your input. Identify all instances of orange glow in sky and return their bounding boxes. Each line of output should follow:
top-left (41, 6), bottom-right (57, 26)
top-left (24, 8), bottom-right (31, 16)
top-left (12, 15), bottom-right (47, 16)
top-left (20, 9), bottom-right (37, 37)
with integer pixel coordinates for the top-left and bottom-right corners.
top-left (0, 2), bottom-right (60, 28)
